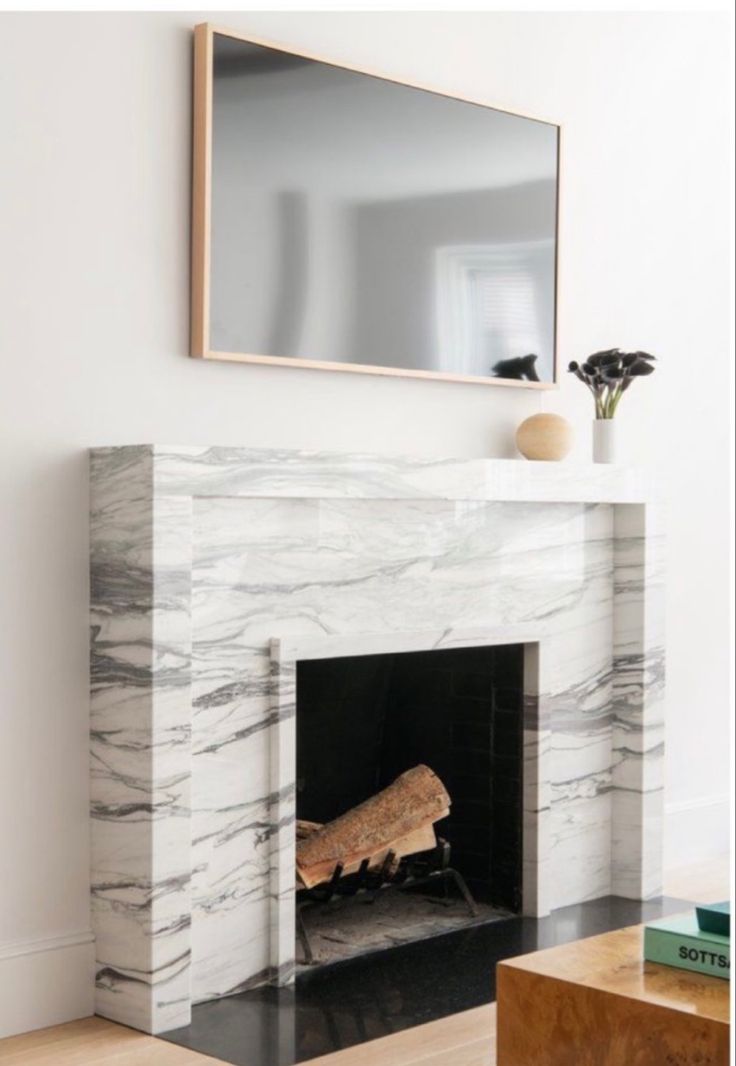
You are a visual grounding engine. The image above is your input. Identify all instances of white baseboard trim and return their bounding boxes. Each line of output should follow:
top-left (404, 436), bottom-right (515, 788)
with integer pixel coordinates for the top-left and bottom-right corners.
top-left (664, 793), bottom-right (730, 871)
top-left (0, 930), bottom-right (95, 1039)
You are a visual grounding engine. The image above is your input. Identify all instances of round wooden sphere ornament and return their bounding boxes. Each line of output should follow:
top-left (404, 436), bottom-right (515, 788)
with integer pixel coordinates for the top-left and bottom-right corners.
top-left (516, 413), bottom-right (573, 461)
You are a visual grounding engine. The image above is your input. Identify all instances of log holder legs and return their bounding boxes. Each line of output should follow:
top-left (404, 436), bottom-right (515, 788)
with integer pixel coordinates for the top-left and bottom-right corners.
top-left (295, 838), bottom-right (479, 966)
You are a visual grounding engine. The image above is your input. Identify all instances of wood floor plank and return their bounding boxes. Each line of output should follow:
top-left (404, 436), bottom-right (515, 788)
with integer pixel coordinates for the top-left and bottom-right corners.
top-left (307, 1006), bottom-right (495, 1066)
top-left (0, 1020), bottom-right (124, 1063)
top-left (83, 1044), bottom-right (225, 1066)
top-left (400, 1038), bottom-right (494, 1066)
top-left (0, 1017), bottom-right (221, 1066)
top-left (0, 1028), bottom-right (145, 1065)
top-left (0, 1018), bottom-right (118, 1058)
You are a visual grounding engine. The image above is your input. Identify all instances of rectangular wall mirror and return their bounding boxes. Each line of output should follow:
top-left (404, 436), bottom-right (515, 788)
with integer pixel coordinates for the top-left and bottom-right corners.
top-left (192, 25), bottom-right (560, 387)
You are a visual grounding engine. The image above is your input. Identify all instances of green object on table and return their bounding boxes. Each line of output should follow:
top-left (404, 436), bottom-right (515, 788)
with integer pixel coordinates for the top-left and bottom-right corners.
top-left (644, 913), bottom-right (730, 980)
top-left (696, 901), bottom-right (730, 938)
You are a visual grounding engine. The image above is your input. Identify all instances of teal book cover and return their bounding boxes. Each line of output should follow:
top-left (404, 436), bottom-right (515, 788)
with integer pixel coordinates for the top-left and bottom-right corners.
top-left (644, 913), bottom-right (730, 980)
top-left (696, 901), bottom-right (730, 937)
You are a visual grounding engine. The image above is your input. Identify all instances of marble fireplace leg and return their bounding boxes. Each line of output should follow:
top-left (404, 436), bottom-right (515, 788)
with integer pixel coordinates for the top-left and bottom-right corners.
top-left (522, 642), bottom-right (551, 917)
top-left (269, 643), bottom-right (297, 984)
top-left (611, 503), bottom-right (665, 899)
top-left (90, 448), bottom-right (193, 1034)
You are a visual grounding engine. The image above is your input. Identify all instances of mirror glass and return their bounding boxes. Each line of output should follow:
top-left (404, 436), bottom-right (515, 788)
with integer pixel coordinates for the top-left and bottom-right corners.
top-left (208, 33), bottom-right (559, 384)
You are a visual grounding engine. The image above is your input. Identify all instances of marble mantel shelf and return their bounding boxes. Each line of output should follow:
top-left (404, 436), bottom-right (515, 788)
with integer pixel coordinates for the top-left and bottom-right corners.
top-left (90, 443), bottom-right (664, 1036)
top-left (94, 444), bottom-right (657, 504)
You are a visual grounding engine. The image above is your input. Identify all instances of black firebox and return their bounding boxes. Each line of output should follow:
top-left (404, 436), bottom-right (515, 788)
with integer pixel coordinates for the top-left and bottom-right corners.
top-left (296, 644), bottom-right (524, 912)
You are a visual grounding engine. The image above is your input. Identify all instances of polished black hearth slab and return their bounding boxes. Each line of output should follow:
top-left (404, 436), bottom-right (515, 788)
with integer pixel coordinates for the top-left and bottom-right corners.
top-left (162, 895), bottom-right (693, 1066)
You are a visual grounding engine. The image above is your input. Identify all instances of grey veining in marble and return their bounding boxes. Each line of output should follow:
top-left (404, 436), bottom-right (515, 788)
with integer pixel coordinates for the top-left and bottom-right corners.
top-left (90, 446), bottom-right (664, 1033)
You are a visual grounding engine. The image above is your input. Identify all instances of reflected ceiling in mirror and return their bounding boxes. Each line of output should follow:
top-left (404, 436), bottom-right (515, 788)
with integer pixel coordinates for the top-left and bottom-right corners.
top-left (192, 26), bottom-right (560, 387)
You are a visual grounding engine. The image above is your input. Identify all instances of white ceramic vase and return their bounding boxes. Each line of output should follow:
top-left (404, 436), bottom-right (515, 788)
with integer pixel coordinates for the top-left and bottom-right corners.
top-left (593, 418), bottom-right (616, 464)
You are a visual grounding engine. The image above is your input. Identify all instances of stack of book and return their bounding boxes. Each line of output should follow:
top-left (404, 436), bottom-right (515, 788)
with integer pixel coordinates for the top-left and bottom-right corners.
top-left (644, 902), bottom-right (730, 980)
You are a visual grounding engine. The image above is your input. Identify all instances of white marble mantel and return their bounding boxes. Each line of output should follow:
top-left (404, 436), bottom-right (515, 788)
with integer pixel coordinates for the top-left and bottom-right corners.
top-left (95, 444), bottom-right (657, 503)
top-left (89, 445), bottom-right (664, 1034)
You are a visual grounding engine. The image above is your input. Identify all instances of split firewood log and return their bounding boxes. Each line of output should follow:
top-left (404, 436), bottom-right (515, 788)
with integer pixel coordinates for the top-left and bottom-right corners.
top-left (296, 822), bottom-right (438, 889)
top-left (296, 765), bottom-right (449, 889)
top-left (296, 819), bottom-right (322, 840)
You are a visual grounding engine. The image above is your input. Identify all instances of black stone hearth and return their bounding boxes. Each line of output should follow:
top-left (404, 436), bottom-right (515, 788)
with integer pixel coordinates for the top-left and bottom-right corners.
top-left (162, 895), bottom-right (695, 1066)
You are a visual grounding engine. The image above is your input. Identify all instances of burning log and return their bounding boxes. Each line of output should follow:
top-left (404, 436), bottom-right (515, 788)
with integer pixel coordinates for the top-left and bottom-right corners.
top-left (296, 765), bottom-right (450, 890)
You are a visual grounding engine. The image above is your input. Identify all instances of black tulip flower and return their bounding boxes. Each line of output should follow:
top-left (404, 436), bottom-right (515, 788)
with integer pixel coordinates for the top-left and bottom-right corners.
top-left (628, 359), bottom-right (655, 375)
top-left (568, 346), bottom-right (656, 418)
top-left (586, 348), bottom-right (621, 367)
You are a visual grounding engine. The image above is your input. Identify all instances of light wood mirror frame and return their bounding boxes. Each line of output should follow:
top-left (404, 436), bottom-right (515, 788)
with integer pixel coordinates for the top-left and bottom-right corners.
top-left (191, 23), bottom-right (561, 389)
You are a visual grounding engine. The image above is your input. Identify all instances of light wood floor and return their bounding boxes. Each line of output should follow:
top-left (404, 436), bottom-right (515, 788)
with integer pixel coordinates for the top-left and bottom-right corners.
top-left (1, 856), bottom-right (729, 1066)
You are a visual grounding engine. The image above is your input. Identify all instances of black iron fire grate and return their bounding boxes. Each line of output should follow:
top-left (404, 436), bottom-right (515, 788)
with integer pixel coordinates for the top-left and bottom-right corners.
top-left (296, 837), bottom-right (478, 965)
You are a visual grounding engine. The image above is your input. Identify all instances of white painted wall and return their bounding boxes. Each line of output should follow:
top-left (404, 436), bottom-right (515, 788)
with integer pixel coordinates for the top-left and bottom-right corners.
top-left (0, 11), bottom-right (731, 1037)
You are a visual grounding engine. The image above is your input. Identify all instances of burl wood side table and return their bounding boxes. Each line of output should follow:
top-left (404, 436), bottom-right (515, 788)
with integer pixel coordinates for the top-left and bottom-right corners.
top-left (496, 923), bottom-right (730, 1065)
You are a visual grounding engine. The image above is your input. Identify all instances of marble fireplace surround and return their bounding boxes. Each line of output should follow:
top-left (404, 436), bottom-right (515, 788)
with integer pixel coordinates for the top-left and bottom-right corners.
top-left (89, 445), bottom-right (664, 1035)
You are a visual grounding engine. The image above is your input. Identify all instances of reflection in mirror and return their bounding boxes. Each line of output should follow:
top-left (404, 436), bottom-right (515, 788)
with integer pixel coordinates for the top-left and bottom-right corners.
top-left (205, 31), bottom-right (559, 384)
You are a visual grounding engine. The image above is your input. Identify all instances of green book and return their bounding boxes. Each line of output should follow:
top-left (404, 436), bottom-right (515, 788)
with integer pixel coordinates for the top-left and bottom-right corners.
top-left (644, 913), bottom-right (730, 980)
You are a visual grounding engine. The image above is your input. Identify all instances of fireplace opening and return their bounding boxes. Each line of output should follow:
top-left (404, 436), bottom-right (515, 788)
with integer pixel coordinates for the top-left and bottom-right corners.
top-left (295, 644), bottom-right (524, 968)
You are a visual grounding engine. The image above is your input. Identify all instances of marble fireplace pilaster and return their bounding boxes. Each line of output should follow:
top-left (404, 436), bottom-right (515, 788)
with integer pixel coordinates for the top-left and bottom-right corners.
top-left (89, 446), bottom-right (664, 1034)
